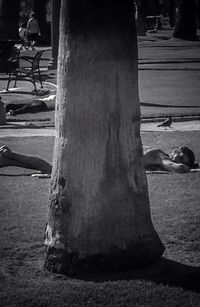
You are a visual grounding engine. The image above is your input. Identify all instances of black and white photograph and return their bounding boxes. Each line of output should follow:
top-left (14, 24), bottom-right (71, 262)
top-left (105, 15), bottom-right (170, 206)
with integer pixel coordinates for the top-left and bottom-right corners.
top-left (0, 0), bottom-right (200, 306)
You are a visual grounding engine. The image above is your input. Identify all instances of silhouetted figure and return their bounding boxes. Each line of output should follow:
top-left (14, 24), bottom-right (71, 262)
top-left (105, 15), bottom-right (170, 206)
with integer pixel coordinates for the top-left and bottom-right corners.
top-left (27, 12), bottom-right (41, 50)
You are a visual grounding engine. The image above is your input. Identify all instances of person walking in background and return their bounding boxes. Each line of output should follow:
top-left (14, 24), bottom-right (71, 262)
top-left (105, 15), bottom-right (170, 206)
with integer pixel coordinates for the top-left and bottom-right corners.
top-left (27, 12), bottom-right (41, 50)
top-left (19, 22), bottom-right (30, 50)
top-left (19, 23), bottom-right (27, 42)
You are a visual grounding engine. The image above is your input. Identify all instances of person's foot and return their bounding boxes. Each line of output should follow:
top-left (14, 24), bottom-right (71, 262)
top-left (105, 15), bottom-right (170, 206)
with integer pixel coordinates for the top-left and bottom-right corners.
top-left (0, 146), bottom-right (13, 167)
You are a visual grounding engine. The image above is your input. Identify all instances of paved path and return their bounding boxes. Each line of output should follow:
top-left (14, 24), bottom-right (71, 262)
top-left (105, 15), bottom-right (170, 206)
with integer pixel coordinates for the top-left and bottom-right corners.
top-left (138, 32), bottom-right (200, 119)
top-left (0, 120), bottom-right (200, 137)
top-left (0, 128), bottom-right (55, 137)
top-left (141, 120), bottom-right (200, 132)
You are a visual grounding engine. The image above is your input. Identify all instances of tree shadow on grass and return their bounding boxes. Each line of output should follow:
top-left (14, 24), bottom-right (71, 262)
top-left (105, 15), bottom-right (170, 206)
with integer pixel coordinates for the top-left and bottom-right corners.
top-left (84, 257), bottom-right (200, 293)
top-left (0, 88), bottom-right (50, 96)
top-left (140, 101), bottom-right (200, 108)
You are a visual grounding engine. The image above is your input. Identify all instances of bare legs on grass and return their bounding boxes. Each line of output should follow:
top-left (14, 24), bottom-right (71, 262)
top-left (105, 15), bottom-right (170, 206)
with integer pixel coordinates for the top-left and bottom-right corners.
top-left (0, 145), bottom-right (52, 174)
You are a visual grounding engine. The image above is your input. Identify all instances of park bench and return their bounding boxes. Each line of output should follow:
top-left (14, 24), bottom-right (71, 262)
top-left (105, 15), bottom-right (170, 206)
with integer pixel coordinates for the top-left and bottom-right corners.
top-left (6, 50), bottom-right (46, 92)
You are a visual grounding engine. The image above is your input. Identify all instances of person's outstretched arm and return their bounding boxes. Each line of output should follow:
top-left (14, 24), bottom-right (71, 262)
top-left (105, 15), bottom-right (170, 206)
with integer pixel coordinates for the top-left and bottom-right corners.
top-left (0, 146), bottom-right (52, 174)
top-left (161, 157), bottom-right (190, 173)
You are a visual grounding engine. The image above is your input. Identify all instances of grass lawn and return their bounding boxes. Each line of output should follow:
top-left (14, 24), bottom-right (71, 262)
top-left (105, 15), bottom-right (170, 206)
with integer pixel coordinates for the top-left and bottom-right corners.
top-left (0, 131), bottom-right (200, 306)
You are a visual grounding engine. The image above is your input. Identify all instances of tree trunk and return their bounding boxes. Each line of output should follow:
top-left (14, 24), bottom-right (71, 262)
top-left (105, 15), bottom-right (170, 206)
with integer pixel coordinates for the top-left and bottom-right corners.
top-left (51, 0), bottom-right (61, 68)
top-left (34, 0), bottom-right (46, 35)
top-left (197, 0), bottom-right (200, 29)
top-left (135, 0), bottom-right (148, 35)
top-left (168, 0), bottom-right (176, 27)
top-left (0, 0), bottom-right (20, 39)
top-left (44, 0), bottom-right (164, 276)
top-left (173, 0), bottom-right (197, 40)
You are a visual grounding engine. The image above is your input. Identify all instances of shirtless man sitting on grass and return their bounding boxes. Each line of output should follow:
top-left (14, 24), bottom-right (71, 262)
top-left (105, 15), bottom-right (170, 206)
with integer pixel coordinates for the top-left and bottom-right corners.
top-left (0, 145), bottom-right (198, 175)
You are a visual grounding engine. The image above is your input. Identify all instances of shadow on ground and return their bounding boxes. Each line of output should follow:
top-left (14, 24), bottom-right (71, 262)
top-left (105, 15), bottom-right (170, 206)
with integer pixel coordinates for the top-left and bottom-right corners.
top-left (80, 257), bottom-right (200, 293)
top-left (140, 102), bottom-right (200, 108)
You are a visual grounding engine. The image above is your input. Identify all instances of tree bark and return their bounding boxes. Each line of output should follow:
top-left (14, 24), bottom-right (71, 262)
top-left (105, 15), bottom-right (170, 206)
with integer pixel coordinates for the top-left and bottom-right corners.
top-left (173, 0), bottom-right (197, 40)
top-left (44, 0), bottom-right (164, 276)
top-left (0, 0), bottom-right (20, 39)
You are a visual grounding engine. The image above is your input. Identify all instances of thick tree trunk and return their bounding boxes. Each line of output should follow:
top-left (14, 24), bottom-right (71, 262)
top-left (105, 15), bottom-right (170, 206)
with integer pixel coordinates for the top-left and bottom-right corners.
top-left (0, 0), bottom-right (20, 39)
top-left (44, 0), bottom-right (164, 276)
top-left (173, 0), bottom-right (197, 40)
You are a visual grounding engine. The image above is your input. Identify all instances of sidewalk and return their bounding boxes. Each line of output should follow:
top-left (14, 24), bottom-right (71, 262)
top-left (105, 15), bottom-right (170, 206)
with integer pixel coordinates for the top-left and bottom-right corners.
top-left (138, 28), bottom-right (200, 119)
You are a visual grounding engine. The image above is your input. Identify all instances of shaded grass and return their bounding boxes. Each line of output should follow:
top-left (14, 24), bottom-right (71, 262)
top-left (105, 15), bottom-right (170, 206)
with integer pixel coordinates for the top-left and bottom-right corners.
top-left (0, 131), bottom-right (200, 306)
top-left (1, 276), bottom-right (200, 307)
top-left (148, 173), bottom-right (200, 264)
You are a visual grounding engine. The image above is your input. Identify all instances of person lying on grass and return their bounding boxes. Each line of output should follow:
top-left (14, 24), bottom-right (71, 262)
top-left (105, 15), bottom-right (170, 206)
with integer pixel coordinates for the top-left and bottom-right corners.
top-left (0, 145), bottom-right (199, 176)
top-left (144, 146), bottom-right (199, 173)
top-left (6, 95), bottom-right (56, 116)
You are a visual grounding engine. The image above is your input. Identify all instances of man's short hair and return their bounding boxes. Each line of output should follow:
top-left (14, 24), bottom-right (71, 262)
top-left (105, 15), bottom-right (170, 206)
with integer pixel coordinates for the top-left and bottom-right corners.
top-left (180, 146), bottom-right (197, 168)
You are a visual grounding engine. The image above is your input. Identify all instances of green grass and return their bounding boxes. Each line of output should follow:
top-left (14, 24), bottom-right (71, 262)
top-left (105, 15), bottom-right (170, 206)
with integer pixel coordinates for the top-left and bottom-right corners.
top-left (0, 131), bottom-right (200, 306)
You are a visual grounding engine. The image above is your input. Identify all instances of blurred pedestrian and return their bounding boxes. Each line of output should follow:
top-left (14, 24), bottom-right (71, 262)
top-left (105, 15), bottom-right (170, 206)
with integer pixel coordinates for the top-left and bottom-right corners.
top-left (19, 23), bottom-right (27, 42)
top-left (19, 22), bottom-right (30, 50)
top-left (27, 12), bottom-right (41, 50)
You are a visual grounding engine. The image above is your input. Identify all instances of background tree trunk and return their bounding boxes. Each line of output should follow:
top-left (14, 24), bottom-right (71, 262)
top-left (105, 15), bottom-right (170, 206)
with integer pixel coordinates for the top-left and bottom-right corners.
top-left (135, 0), bottom-right (148, 35)
top-left (44, 0), bottom-right (164, 276)
top-left (0, 0), bottom-right (20, 39)
top-left (51, 0), bottom-right (61, 68)
top-left (168, 0), bottom-right (176, 27)
top-left (196, 0), bottom-right (200, 29)
top-left (173, 0), bottom-right (197, 40)
top-left (34, 0), bottom-right (46, 36)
